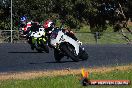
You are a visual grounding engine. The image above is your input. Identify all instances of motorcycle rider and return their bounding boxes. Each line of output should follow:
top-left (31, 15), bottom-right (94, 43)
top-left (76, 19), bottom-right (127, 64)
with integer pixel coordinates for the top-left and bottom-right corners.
top-left (43, 19), bottom-right (55, 37)
top-left (19, 16), bottom-right (32, 36)
top-left (62, 28), bottom-right (82, 45)
top-left (29, 21), bottom-right (45, 49)
top-left (43, 19), bottom-right (82, 46)
top-left (27, 20), bottom-right (45, 50)
top-left (19, 16), bottom-right (41, 50)
top-left (20, 16), bottom-right (27, 28)
top-left (43, 19), bottom-right (55, 48)
top-left (19, 16), bottom-right (34, 49)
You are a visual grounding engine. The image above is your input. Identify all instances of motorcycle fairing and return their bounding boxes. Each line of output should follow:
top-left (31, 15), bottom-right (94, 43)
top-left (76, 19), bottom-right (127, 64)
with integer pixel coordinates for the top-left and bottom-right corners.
top-left (51, 30), bottom-right (80, 55)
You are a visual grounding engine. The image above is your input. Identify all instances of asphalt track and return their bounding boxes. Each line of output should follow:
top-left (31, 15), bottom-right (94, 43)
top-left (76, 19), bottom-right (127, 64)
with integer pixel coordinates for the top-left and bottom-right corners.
top-left (0, 43), bottom-right (132, 72)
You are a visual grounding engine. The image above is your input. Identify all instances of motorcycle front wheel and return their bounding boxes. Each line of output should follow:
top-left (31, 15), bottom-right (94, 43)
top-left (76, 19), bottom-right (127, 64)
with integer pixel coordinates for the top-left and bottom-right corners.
top-left (60, 44), bottom-right (79, 62)
top-left (79, 47), bottom-right (88, 60)
top-left (54, 49), bottom-right (64, 62)
top-left (40, 39), bottom-right (49, 53)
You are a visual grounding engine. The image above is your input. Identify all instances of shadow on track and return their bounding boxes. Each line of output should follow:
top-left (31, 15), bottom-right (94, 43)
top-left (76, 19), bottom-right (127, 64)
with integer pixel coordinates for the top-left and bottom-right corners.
top-left (0, 44), bottom-right (132, 72)
top-left (8, 51), bottom-right (43, 53)
top-left (29, 61), bottom-right (75, 65)
top-left (45, 61), bottom-right (75, 63)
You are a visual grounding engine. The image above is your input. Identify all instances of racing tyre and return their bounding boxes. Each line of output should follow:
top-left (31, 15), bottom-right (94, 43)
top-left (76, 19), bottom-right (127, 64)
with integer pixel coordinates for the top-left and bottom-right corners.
top-left (60, 44), bottom-right (79, 62)
top-left (34, 41), bottom-right (43, 53)
top-left (54, 49), bottom-right (64, 62)
top-left (79, 47), bottom-right (88, 60)
top-left (40, 39), bottom-right (49, 53)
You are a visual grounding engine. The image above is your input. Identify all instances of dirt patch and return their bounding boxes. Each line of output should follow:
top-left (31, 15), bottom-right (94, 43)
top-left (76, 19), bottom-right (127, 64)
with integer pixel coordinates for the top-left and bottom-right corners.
top-left (128, 21), bottom-right (132, 26)
top-left (0, 65), bottom-right (132, 80)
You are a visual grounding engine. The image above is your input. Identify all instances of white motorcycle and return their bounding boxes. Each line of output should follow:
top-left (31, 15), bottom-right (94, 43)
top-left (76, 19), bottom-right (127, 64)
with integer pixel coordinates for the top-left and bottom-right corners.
top-left (50, 28), bottom-right (88, 62)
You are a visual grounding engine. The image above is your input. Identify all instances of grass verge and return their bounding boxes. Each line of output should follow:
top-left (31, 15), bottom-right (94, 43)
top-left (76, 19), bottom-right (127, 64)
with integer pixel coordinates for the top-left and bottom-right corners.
top-left (75, 32), bottom-right (132, 44)
top-left (75, 25), bottom-right (132, 44)
top-left (0, 65), bottom-right (132, 88)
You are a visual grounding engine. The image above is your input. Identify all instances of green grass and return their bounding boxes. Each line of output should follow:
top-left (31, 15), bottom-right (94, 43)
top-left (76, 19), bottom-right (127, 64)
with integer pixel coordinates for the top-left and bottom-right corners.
top-left (75, 26), bottom-right (132, 44)
top-left (0, 69), bottom-right (132, 88)
top-left (75, 32), bottom-right (132, 44)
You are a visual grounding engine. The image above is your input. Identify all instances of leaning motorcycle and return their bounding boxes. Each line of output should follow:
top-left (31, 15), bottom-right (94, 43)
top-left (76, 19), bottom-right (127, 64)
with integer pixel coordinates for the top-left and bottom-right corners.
top-left (50, 28), bottom-right (88, 62)
top-left (30, 28), bottom-right (49, 53)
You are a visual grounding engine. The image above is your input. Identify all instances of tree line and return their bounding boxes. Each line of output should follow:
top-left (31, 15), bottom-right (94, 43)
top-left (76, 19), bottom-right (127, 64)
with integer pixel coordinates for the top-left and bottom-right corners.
top-left (0, 0), bottom-right (132, 31)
